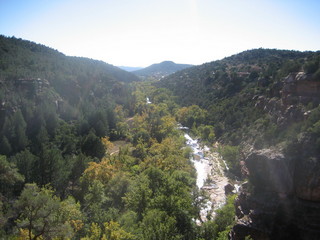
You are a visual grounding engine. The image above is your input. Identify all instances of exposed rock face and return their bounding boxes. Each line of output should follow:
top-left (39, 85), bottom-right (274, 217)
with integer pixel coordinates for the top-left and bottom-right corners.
top-left (246, 149), bottom-right (293, 194)
top-left (281, 72), bottom-right (320, 106)
top-left (231, 147), bottom-right (320, 240)
top-left (234, 72), bottom-right (320, 239)
top-left (294, 156), bottom-right (320, 201)
top-left (15, 78), bottom-right (50, 95)
top-left (254, 72), bottom-right (320, 128)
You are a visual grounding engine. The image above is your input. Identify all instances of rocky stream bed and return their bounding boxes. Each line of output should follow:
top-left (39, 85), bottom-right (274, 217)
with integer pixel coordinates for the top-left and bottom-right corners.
top-left (184, 132), bottom-right (235, 222)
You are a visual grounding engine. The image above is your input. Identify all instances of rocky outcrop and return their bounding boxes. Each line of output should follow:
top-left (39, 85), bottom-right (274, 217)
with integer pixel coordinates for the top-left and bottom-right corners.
top-left (281, 72), bottom-right (320, 106)
top-left (254, 72), bottom-right (320, 128)
top-left (245, 149), bottom-right (293, 195)
top-left (294, 155), bottom-right (320, 202)
top-left (231, 147), bottom-right (320, 240)
top-left (15, 78), bottom-right (50, 95)
top-left (233, 72), bottom-right (320, 239)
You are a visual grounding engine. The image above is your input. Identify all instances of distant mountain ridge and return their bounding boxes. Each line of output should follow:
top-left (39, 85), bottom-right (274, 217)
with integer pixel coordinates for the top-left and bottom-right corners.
top-left (133, 61), bottom-right (193, 79)
top-left (118, 66), bottom-right (143, 72)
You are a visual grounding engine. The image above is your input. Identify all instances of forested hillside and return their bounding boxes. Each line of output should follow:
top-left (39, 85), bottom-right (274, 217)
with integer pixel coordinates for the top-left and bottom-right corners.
top-left (157, 48), bottom-right (320, 239)
top-left (0, 36), bottom-right (138, 238)
top-left (0, 35), bottom-right (139, 157)
top-left (158, 48), bottom-right (320, 145)
top-left (0, 36), bottom-right (140, 83)
top-left (0, 36), bottom-right (236, 240)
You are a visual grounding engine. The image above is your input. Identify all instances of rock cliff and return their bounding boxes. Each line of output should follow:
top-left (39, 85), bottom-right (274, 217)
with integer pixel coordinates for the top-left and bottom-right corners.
top-left (231, 72), bottom-right (320, 240)
top-left (254, 72), bottom-right (320, 127)
top-left (231, 147), bottom-right (320, 240)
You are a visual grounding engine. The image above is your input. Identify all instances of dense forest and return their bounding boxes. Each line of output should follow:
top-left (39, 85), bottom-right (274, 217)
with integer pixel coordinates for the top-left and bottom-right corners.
top-left (158, 48), bottom-right (320, 146)
top-left (1, 35), bottom-right (320, 239)
top-left (0, 36), bottom-right (236, 239)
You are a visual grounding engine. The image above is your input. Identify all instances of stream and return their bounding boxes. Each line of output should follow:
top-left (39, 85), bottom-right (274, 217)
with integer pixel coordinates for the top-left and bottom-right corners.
top-left (146, 99), bottom-right (231, 222)
top-left (183, 130), bottom-right (231, 222)
top-left (184, 133), bottom-right (209, 188)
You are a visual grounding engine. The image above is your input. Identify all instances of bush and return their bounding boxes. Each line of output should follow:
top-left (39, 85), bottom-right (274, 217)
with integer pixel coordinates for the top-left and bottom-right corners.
top-left (219, 145), bottom-right (241, 176)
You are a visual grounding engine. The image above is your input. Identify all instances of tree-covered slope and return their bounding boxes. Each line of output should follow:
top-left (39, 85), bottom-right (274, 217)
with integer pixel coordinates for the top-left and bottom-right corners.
top-left (0, 35), bottom-right (140, 83)
top-left (133, 61), bottom-right (193, 79)
top-left (158, 49), bottom-right (317, 106)
top-left (0, 36), bottom-right (139, 188)
top-left (157, 48), bottom-right (320, 239)
top-left (157, 48), bottom-right (320, 144)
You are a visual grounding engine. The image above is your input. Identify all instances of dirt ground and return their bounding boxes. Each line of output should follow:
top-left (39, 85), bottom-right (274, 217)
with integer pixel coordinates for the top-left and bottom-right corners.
top-left (109, 140), bottom-right (129, 155)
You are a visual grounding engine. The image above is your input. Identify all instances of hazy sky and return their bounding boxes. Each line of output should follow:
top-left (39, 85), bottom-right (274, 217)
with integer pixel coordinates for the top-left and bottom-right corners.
top-left (1, 0), bottom-right (319, 67)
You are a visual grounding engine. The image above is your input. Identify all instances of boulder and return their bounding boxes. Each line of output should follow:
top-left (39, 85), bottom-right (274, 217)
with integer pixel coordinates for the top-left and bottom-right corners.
top-left (224, 183), bottom-right (235, 195)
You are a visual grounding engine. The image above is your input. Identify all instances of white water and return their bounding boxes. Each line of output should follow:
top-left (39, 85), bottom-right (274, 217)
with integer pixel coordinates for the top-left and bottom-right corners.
top-left (184, 133), bottom-right (209, 189)
top-left (222, 159), bottom-right (229, 171)
top-left (177, 123), bottom-right (189, 130)
top-left (234, 184), bottom-right (241, 193)
top-left (184, 133), bottom-right (213, 221)
top-left (184, 132), bottom-right (231, 222)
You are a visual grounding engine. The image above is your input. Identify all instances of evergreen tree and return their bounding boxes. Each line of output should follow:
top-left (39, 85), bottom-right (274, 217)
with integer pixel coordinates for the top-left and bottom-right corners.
top-left (81, 130), bottom-right (105, 159)
top-left (14, 183), bottom-right (83, 240)
top-left (5, 110), bottom-right (29, 152)
top-left (0, 136), bottom-right (12, 155)
top-left (10, 149), bottom-right (38, 183)
top-left (0, 155), bottom-right (24, 197)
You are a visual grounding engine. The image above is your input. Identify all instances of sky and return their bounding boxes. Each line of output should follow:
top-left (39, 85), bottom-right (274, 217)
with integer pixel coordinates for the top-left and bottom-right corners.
top-left (1, 0), bottom-right (319, 67)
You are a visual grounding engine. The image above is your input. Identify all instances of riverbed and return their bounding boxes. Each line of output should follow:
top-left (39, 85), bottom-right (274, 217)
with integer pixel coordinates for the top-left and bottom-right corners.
top-left (184, 133), bottom-right (230, 221)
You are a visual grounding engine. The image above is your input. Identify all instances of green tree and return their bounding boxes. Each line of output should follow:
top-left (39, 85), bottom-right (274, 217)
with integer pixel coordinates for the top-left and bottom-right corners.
top-left (214, 195), bottom-right (236, 237)
top-left (198, 124), bottom-right (215, 142)
top-left (14, 184), bottom-right (74, 240)
top-left (0, 155), bottom-right (24, 197)
top-left (82, 180), bottom-right (109, 224)
top-left (105, 173), bottom-right (131, 211)
top-left (176, 105), bottom-right (207, 129)
top-left (0, 200), bottom-right (6, 236)
top-left (124, 175), bottom-right (152, 221)
top-left (0, 136), bottom-right (12, 155)
top-left (11, 110), bottom-right (29, 152)
top-left (36, 146), bottom-right (68, 190)
top-left (32, 126), bottom-right (49, 154)
top-left (81, 130), bottom-right (106, 159)
top-left (198, 195), bottom-right (236, 240)
top-left (69, 154), bottom-right (92, 190)
top-left (140, 209), bottom-right (182, 240)
top-left (10, 149), bottom-right (38, 183)
top-left (219, 145), bottom-right (240, 176)
top-left (88, 110), bottom-right (109, 137)
top-left (103, 221), bottom-right (134, 240)
top-left (81, 221), bottom-right (134, 240)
